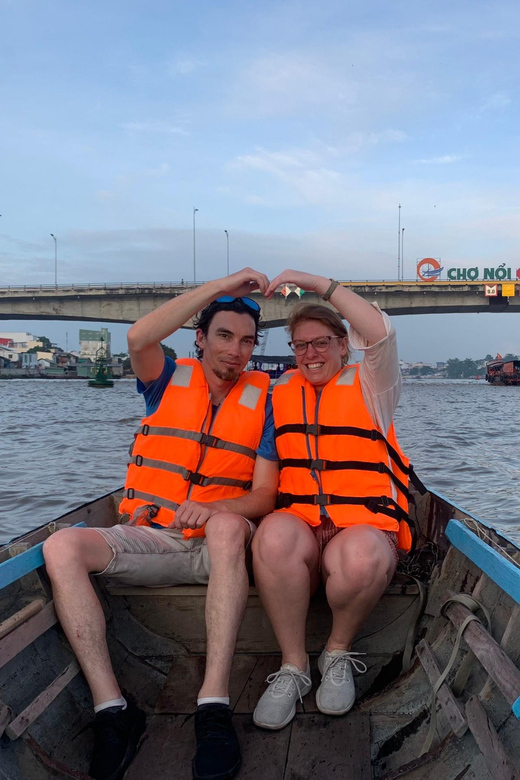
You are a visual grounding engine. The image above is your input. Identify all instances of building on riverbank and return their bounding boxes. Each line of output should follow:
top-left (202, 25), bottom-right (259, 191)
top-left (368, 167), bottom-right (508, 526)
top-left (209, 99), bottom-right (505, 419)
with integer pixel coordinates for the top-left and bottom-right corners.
top-left (79, 328), bottom-right (111, 360)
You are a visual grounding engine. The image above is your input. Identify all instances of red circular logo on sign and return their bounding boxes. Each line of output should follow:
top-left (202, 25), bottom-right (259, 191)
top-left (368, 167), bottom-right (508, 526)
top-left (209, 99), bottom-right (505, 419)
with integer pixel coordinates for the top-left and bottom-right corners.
top-left (417, 258), bottom-right (443, 282)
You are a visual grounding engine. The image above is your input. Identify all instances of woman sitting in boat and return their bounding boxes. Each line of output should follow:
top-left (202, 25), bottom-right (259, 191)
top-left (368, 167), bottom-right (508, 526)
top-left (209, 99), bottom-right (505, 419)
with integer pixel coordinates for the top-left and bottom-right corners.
top-left (253, 269), bottom-right (412, 730)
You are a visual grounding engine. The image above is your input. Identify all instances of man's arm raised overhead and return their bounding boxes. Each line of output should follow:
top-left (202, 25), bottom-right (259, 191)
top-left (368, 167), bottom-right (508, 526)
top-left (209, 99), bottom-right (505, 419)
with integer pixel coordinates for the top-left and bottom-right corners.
top-left (127, 267), bottom-right (270, 385)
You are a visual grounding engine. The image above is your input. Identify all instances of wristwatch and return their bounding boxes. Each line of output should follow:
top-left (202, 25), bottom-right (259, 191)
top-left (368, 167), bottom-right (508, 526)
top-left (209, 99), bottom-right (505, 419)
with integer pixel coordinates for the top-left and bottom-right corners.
top-left (322, 279), bottom-right (339, 302)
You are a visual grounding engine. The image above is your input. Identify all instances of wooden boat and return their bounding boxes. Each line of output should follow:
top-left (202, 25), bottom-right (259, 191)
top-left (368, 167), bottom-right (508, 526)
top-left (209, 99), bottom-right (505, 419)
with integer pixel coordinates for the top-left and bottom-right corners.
top-left (1, 485), bottom-right (520, 779)
top-left (485, 358), bottom-right (520, 386)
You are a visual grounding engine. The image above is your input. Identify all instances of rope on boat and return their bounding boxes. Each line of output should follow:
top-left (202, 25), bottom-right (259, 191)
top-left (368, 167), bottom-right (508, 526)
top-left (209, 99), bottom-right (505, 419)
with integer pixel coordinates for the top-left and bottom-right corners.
top-left (420, 593), bottom-right (491, 756)
top-left (461, 517), bottom-right (520, 571)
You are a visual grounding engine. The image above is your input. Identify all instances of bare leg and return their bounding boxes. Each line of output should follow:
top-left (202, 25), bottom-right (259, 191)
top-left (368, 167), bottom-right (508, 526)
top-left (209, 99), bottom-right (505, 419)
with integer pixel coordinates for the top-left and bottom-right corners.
top-left (321, 525), bottom-right (397, 651)
top-left (252, 513), bottom-right (320, 670)
top-left (198, 513), bottom-right (250, 699)
top-left (43, 528), bottom-right (120, 707)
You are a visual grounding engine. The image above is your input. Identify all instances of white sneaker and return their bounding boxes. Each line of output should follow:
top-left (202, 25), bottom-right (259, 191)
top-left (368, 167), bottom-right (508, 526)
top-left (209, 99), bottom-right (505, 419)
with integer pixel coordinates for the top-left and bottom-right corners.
top-left (253, 661), bottom-right (312, 730)
top-left (316, 649), bottom-right (367, 715)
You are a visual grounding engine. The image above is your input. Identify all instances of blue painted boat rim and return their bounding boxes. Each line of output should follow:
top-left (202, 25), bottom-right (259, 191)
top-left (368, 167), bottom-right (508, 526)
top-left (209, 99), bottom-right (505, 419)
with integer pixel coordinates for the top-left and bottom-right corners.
top-left (446, 519), bottom-right (520, 600)
top-left (0, 521), bottom-right (87, 591)
top-left (432, 487), bottom-right (520, 551)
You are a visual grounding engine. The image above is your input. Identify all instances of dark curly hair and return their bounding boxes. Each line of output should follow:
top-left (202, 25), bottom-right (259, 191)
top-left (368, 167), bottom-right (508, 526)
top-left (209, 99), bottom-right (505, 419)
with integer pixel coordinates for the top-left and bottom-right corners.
top-left (193, 298), bottom-right (263, 359)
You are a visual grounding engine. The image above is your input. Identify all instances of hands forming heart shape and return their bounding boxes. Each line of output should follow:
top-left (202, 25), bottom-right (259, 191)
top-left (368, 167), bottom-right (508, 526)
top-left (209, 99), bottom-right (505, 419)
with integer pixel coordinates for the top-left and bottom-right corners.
top-left (219, 267), bottom-right (329, 301)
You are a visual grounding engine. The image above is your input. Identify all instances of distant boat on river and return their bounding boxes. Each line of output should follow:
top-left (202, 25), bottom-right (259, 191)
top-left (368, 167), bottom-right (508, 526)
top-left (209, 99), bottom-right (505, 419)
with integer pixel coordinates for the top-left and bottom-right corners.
top-left (485, 358), bottom-right (520, 385)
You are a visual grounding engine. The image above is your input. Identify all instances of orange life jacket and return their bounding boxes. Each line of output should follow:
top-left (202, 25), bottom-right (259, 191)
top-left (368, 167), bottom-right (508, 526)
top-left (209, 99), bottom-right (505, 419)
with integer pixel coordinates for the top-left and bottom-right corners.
top-left (272, 364), bottom-right (413, 551)
top-left (119, 358), bottom-right (270, 538)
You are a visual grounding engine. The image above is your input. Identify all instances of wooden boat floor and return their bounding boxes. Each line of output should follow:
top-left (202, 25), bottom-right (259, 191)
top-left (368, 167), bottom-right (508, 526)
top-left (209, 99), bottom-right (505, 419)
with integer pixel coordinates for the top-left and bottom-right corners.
top-left (126, 654), bottom-right (372, 780)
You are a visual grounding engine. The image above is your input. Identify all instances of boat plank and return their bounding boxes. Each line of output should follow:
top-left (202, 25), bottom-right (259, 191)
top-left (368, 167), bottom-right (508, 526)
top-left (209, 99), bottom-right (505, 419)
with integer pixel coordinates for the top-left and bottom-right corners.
top-left (126, 713), bottom-right (291, 780)
top-left (234, 655), bottom-right (302, 715)
top-left (0, 600), bottom-right (57, 670)
top-left (0, 598), bottom-right (46, 640)
top-left (285, 712), bottom-right (372, 780)
top-left (0, 701), bottom-right (12, 737)
top-left (155, 654), bottom-right (258, 714)
top-left (234, 715), bottom-right (291, 779)
top-left (125, 715), bottom-right (194, 780)
top-left (445, 599), bottom-right (520, 717)
top-left (6, 659), bottom-right (81, 740)
top-left (465, 696), bottom-right (520, 780)
top-left (416, 639), bottom-right (467, 737)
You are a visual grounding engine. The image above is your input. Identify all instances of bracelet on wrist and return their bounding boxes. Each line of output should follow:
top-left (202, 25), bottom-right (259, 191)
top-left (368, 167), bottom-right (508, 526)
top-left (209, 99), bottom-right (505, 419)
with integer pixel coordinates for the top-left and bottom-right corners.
top-left (322, 278), bottom-right (339, 302)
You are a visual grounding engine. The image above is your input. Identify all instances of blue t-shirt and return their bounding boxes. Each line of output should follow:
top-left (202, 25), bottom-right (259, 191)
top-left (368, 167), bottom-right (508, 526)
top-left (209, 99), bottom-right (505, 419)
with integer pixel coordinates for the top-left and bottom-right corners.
top-left (137, 357), bottom-right (277, 461)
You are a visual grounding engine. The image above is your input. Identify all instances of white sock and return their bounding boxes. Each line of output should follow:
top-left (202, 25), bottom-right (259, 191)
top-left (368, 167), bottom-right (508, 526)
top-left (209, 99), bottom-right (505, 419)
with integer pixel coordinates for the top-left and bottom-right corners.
top-left (197, 696), bottom-right (230, 707)
top-left (94, 696), bottom-right (127, 713)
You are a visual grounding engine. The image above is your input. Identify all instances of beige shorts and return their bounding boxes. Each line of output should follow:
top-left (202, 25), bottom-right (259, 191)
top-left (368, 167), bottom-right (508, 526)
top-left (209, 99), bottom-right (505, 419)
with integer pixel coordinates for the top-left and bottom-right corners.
top-left (92, 519), bottom-right (256, 587)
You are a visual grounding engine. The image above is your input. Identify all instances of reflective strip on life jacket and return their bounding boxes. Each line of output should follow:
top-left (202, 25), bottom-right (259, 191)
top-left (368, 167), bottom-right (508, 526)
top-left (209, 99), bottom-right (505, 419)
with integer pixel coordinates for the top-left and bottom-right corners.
top-left (135, 425), bottom-right (258, 460)
top-left (129, 454), bottom-right (252, 489)
top-left (120, 359), bottom-right (269, 537)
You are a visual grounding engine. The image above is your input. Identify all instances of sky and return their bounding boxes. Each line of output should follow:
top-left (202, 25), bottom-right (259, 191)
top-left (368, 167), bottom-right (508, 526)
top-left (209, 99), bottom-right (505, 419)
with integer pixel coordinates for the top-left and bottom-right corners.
top-left (2, 0), bottom-right (520, 361)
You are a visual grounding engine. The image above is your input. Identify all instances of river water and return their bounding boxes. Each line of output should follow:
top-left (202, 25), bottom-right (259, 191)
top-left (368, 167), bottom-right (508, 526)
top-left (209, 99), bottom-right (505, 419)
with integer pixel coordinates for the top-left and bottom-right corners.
top-left (1, 377), bottom-right (519, 545)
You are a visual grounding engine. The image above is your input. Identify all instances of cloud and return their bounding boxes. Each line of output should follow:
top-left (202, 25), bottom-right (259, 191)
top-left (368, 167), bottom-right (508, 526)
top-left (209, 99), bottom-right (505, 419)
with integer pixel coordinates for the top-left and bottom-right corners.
top-left (414, 155), bottom-right (463, 165)
top-left (120, 121), bottom-right (188, 136)
top-left (232, 146), bottom-right (344, 206)
top-left (230, 130), bottom-right (407, 208)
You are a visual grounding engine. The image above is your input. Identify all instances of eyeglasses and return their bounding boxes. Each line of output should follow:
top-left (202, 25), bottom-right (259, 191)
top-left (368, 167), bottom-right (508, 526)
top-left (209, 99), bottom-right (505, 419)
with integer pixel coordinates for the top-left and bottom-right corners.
top-left (215, 295), bottom-right (261, 312)
top-left (288, 336), bottom-right (344, 355)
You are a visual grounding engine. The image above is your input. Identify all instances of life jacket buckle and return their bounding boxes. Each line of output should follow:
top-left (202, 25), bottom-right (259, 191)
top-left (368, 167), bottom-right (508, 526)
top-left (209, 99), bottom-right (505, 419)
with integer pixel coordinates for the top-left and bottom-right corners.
top-left (142, 425), bottom-right (150, 436)
top-left (200, 433), bottom-right (219, 448)
top-left (135, 455), bottom-right (143, 467)
top-left (188, 471), bottom-right (207, 486)
top-left (366, 498), bottom-right (378, 513)
top-left (312, 494), bottom-right (329, 506)
top-left (377, 462), bottom-right (385, 473)
top-left (380, 495), bottom-right (391, 507)
top-left (370, 429), bottom-right (379, 441)
top-left (306, 424), bottom-right (319, 436)
top-left (311, 458), bottom-right (326, 471)
top-left (126, 488), bottom-right (135, 499)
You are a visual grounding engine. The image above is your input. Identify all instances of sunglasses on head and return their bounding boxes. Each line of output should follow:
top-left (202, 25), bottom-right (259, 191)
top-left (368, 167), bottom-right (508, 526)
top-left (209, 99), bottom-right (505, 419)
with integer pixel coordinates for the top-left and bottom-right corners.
top-left (215, 295), bottom-right (261, 313)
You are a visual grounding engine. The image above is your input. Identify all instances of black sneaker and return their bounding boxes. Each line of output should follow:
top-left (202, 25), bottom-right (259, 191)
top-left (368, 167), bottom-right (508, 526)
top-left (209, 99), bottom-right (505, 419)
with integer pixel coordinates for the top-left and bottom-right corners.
top-left (192, 703), bottom-right (241, 780)
top-left (88, 700), bottom-right (146, 780)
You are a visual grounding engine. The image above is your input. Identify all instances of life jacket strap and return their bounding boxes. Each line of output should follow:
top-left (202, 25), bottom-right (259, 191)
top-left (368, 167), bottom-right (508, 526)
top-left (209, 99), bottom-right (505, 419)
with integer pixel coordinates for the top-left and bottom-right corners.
top-left (275, 423), bottom-right (427, 496)
top-left (135, 425), bottom-right (257, 460)
top-left (129, 455), bottom-right (252, 489)
top-left (276, 492), bottom-right (410, 524)
top-left (279, 458), bottom-right (410, 500)
top-left (124, 489), bottom-right (180, 512)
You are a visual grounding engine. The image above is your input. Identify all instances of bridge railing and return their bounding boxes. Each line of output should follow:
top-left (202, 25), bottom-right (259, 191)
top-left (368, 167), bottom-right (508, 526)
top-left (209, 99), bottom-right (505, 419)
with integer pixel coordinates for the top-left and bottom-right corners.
top-left (0, 281), bottom-right (193, 292)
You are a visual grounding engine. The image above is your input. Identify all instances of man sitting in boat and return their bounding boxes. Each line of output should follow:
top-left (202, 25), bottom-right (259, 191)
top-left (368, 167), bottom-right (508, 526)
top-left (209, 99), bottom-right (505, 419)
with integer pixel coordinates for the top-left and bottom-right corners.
top-left (43, 267), bottom-right (279, 780)
top-left (252, 269), bottom-right (412, 730)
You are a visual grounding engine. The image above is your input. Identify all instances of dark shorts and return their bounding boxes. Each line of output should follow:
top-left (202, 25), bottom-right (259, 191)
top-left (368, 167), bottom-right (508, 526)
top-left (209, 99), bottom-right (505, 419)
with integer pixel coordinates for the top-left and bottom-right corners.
top-left (311, 515), bottom-right (399, 566)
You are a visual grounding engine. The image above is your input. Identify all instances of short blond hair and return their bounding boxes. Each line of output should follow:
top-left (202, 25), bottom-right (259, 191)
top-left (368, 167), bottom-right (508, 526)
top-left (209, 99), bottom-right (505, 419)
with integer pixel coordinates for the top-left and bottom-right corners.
top-left (287, 303), bottom-right (350, 363)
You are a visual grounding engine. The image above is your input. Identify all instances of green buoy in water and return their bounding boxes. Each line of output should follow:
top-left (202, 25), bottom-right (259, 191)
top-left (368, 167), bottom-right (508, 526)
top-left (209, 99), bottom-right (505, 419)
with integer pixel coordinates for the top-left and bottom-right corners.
top-left (88, 336), bottom-right (114, 388)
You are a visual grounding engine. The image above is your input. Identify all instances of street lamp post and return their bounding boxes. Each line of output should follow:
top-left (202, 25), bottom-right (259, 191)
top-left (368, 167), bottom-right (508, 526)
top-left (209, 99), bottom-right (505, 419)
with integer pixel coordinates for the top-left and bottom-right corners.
top-left (224, 230), bottom-right (229, 276)
top-left (193, 207), bottom-right (198, 282)
top-left (50, 233), bottom-right (57, 287)
top-left (401, 228), bottom-right (405, 281)
top-left (397, 204), bottom-right (401, 280)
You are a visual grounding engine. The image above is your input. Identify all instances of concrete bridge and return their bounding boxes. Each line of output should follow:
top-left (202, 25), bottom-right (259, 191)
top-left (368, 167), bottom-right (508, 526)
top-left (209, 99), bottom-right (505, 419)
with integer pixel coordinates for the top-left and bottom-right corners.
top-left (1, 280), bottom-right (519, 328)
